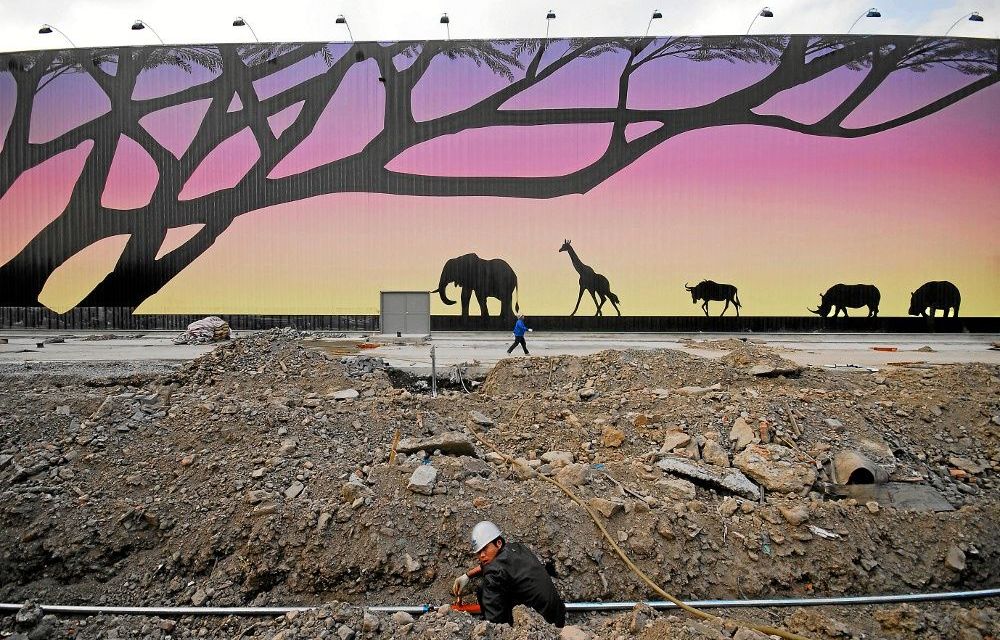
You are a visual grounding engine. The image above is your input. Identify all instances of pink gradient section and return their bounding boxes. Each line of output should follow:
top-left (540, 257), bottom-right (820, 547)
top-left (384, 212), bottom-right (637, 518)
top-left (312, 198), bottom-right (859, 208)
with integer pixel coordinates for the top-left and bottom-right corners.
top-left (625, 122), bottom-right (662, 142)
top-left (266, 62), bottom-right (384, 179)
top-left (29, 73), bottom-right (110, 144)
top-left (101, 135), bottom-right (159, 210)
top-left (386, 124), bottom-right (612, 177)
top-left (155, 224), bottom-right (205, 260)
top-left (179, 127), bottom-right (260, 200)
top-left (139, 98), bottom-right (212, 159)
top-left (0, 142), bottom-right (93, 266)
top-left (268, 101), bottom-right (304, 138)
top-left (227, 92), bottom-right (243, 112)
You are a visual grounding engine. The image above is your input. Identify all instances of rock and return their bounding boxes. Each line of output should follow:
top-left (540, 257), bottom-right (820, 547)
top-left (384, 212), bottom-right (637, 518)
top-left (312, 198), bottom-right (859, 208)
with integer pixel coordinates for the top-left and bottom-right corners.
top-left (556, 463), bottom-right (590, 487)
top-left (541, 451), bottom-right (574, 468)
top-left (362, 613), bottom-right (379, 632)
top-left (948, 456), bottom-right (987, 475)
top-left (159, 619), bottom-right (177, 632)
top-left (391, 611), bottom-right (414, 625)
top-left (404, 553), bottom-right (422, 572)
top-left (734, 445), bottom-right (817, 495)
top-left (317, 512), bottom-right (332, 532)
top-left (330, 388), bottom-right (359, 401)
top-left (512, 458), bottom-right (537, 480)
top-left (0, 454), bottom-right (12, 470)
top-left (469, 410), bottom-right (494, 427)
top-left (337, 624), bottom-right (355, 640)
top-left (824, 418), bottom-right (844, 429)
top-left (778, 504), bottom-right (810, 526)
top-left (749, 363), bottom-right (803, 377)
top-left (701, 439), bottom-right (730, 467)
top-left (719, 497), bottom-right (739, 517)
top-left (660, 430), bottom-right (691, 453)
top-left (633, 414), bottom-right (653, 427)
top-left (407, 465), bottom-right (438, 495)
top-left (278, 439), bottom-right (298, 455)
top-left (677, 383), bottom-right (722, 396)
top-left (650, 388), bottom-right (671, 399)
top-left (284, 481), bottom-right (305, 499)
top-left (341, 480), bottom-right (370, 503)
top-left (15, 603), bottom-right (42, 626)
top-left (190, 588), bottom-right (207, 606)
top-left (657, 455), bottom-right (760, 500)
top-left (601, 425), bottom-right (626, 447)
top-left (628, 603), bottom-right (656, 633)
top-left (866, 500), bottom-right (881, 513)
top-left (655, 518), bottom-right (675, 540)
top-left (946, 545), bottom-right (966, 571)
top-left (729, 417), bottom-right (756, 451)
top-left (397, 433), bottom-right (477, 457)
top-left (588, 497), bottom-right (624, 518)
top-left (578, 387), bottom-right (598, 400)
top-left (560, 625), bottom-right (593, 640)
top-left (734, 628), bottom-right (773, 640)
top-left (659, 477), bottom-right (697, 500)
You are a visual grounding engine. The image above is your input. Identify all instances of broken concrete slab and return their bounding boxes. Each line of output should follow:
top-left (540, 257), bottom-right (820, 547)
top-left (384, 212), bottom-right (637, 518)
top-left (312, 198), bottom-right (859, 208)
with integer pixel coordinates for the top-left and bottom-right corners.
top-left (828, 482), bottom-right (955, 512)
top-left (749, 363), bottom-right (803, 377)
top-left (734, 444), bottom-right (817, 495)
top-left (656, 455), bottom-right (760, 501)
top-left (676, 383), bottom-right (722, 396)
top-left (396, 432), bottom-right (477, 457)
top-left (407, 465), bottom-right (437, 495)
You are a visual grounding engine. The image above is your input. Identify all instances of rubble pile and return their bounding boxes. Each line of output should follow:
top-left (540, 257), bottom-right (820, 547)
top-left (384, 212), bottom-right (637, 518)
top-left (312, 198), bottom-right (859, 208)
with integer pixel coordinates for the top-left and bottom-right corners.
top-left (1, 330), bottom-right (998, 639)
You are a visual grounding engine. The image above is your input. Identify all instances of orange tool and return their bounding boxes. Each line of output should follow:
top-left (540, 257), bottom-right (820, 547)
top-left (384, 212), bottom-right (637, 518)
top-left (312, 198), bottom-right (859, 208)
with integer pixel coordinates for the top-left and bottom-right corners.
top-left (450, 595), bottom-right (481, 615)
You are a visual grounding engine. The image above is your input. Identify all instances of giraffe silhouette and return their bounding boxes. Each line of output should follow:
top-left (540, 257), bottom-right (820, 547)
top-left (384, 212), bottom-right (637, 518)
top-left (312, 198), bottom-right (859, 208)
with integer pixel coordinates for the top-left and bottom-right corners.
top-left (559, 240), bottom-right (622, 316)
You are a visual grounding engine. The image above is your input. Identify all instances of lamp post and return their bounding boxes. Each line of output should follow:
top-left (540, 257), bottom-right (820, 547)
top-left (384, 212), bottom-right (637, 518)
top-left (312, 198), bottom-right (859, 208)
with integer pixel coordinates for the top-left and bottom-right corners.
top-left (943, 12), bottom-right (985, 36)
top-left (847, 8), bottom-right (881, 34)
top-left (746, 7), bottom-right (773, 35)
top-left (233, 17), bottom-right (259, 43)
top-left (645, 10), bottom-right (663, 37)
top-left (335, 15), bottom-right (354, 42)
top-left (131, 19), bottom-right (165, 45)
top-left (38, 24), bottom-right (77, 47)
top-left (545, 10), bottom-right (556, 40)
top-left (440, 13), bottom-right (450, 41)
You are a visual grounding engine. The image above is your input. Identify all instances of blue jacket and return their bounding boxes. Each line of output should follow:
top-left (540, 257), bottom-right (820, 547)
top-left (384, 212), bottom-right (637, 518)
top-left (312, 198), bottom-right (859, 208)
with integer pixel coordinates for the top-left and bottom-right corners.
top-left (513, 319), bottom-right (528, 337)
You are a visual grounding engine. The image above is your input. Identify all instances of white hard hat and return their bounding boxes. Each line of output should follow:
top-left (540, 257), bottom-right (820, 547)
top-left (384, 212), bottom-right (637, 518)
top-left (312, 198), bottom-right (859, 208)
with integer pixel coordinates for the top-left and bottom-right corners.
top-left (470, 521), bottom-right (502, 554)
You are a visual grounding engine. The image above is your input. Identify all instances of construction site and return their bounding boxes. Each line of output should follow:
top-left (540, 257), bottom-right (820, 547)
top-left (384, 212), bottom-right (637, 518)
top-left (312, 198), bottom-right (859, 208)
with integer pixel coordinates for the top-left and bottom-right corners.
top-left (1, 329), bottom-right (998, 639)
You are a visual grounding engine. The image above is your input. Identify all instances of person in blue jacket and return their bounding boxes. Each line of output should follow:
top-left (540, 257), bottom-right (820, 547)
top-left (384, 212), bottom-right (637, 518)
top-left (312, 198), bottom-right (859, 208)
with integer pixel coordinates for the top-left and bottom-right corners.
top-left (506, 313), bottom-right (532, 355)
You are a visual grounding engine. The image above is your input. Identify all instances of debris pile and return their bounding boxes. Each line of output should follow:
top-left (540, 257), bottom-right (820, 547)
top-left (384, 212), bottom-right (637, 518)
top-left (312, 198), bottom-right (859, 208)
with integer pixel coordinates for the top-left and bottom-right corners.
top-left (1, 331), bottom-right (998, 639)
top-left (172, 316), bottom-right (232, 345)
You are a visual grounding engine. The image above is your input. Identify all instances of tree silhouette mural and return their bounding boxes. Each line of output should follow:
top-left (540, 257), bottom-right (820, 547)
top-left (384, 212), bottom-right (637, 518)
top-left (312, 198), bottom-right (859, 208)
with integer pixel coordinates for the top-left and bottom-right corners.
top-left (0, 36), bottom-right (996, 310)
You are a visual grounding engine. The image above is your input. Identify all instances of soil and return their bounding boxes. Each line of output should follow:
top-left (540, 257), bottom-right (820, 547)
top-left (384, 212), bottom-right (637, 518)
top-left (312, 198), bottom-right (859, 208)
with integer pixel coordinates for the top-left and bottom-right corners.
top-left (2, 329), bottom-right (998, 639)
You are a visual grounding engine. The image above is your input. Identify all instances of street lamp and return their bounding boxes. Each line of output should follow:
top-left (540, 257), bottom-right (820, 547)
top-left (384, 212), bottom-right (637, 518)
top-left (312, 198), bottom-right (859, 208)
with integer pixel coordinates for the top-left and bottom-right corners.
top-left (131, 19), bottom-right (164, 45)
top-left (38, 24), bottom-right (77, 47)
top-left (232, 17), bottom-right (259, 43)
top-left (645, 10), bottom-right (663, 38)
top-left (943, 12), bottom-right (985, 36)
top-left (440, 13), bottom-right (450, 41)
top-left (746, 7), bottom-right (773, 35)
top-left (335, 15), bottom-right (354, 42)
top-left (545, 10), bottom-right (556, 40)
top-left (847, 8), bottom-right (881, 34)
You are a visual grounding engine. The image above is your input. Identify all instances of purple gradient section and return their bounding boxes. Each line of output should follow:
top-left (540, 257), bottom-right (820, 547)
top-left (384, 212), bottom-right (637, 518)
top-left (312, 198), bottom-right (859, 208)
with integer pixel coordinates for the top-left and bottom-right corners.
top-left (29, 72), bottom-right (110, 144)
top-left (139, 98), bottom-right (212, 159)
top-left (178, 127), bottom-right (260, 200)
top-left (268, 101), bottom-right (305, 138)
top-left (267, 62), bottom-right (384, 179)
top-left (502, 52), bottom-right (628, 111)
top-left (252, 46), bottom-right (351, 101)
top-left (133, 64), bottom-right (218, 101)
top-left (227, 92), bottom-right (243, 112)
top-left (386, 124), bottom-right (613, 177)
top-left (0, 73), bottom-right (14, 153)
top-left (628, 58), bottom-right (773, 111)
top-left (411, 56), bottom-right (512, 122)
top-left (101, 135), bottom-right (158, 210)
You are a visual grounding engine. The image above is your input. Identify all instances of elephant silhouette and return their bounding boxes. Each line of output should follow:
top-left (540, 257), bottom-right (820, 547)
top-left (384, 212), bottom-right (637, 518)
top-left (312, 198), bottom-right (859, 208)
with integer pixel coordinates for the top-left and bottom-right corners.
top-left (432, 253), bottom-right (519, 319)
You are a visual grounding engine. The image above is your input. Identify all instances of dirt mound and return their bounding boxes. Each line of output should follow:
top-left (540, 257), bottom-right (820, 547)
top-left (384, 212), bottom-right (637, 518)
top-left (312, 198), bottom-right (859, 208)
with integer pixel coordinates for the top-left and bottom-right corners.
top-left (2, 332), bottom-right (999, 639)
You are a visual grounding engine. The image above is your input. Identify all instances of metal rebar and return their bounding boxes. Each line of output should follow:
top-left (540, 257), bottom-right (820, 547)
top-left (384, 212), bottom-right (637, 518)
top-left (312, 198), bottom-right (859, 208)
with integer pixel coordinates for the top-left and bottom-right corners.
top-left (1, 588), bottom-right (997, 617)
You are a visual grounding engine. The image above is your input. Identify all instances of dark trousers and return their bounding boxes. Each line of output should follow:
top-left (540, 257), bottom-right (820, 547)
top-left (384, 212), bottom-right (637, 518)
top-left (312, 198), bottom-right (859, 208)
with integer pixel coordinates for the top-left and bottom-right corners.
top-left (507, 335), bottom-right (528, 354)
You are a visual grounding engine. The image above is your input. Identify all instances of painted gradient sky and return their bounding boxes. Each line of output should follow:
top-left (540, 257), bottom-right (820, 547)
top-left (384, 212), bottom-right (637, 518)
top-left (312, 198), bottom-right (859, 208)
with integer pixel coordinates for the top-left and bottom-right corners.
top-left (0, 39), bottom-right (997, 316)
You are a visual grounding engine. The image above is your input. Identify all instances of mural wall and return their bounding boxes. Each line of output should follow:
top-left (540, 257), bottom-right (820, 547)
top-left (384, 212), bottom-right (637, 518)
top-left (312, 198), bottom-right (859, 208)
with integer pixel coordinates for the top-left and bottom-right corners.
top-left (1, 36), bottom-right (998, 321)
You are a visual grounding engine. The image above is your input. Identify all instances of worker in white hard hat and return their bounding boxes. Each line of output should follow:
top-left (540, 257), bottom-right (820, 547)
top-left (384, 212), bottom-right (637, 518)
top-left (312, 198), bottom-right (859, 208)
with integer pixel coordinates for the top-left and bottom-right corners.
top-left (451, 520), bottom-right (566, 627)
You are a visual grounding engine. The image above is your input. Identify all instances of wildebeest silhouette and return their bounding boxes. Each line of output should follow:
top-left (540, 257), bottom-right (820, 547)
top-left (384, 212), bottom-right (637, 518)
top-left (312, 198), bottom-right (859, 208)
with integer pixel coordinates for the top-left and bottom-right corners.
top-left (558, 240), bottom-right (621, 316)
top-left (685, 280), bottom-right (741, 316)
top-left (808, 284), bottom-right (880, 317)
top-left (431, 253), bottom-right (519, 319)
top-left (909, 281), bottom-right (961, 317)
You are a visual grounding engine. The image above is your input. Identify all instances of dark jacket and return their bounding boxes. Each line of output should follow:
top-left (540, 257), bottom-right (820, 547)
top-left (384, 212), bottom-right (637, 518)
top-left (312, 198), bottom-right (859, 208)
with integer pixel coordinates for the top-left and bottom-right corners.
top-left (478, 542), bottom-right (565, 627)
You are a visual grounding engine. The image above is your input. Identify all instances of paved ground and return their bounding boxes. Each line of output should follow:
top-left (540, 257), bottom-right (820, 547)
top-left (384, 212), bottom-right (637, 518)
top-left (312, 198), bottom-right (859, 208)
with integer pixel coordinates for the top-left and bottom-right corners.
top-left (5, 330), bottom-right (995, 375)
